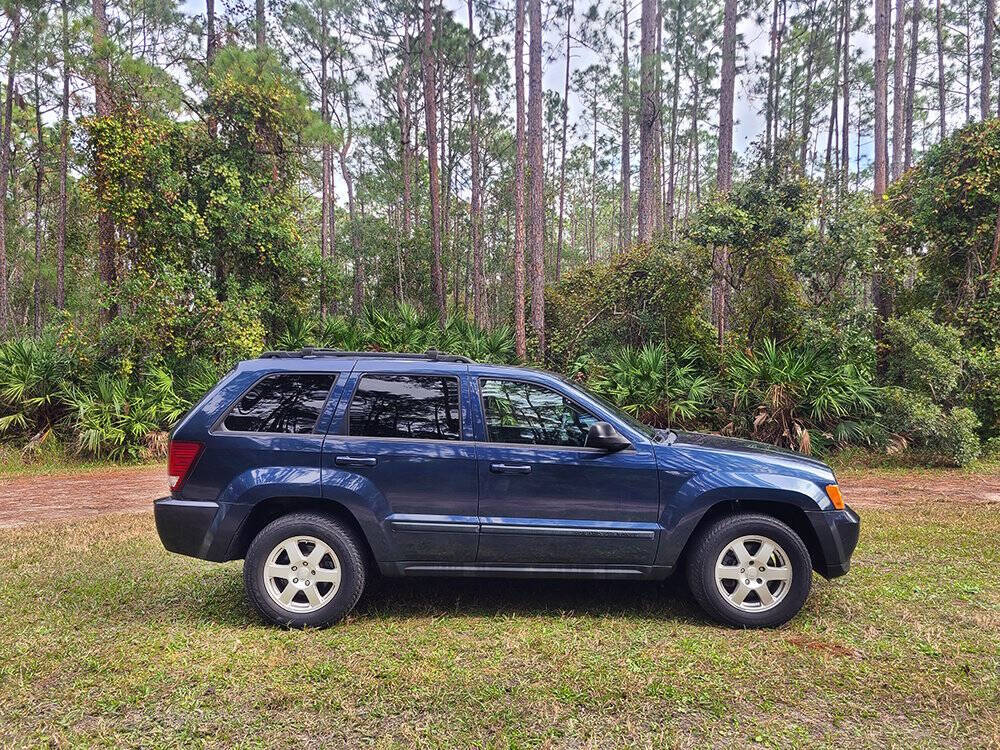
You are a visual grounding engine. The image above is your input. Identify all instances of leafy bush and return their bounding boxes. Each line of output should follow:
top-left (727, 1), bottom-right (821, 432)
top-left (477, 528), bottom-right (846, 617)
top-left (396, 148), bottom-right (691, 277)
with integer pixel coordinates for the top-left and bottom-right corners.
top-left (881, 387), bottom-right (982, 466)
top-left (545, 243), bottom-right (713, 370)
top-left (726, 340), bottom-right (879, 453)
top-left (883, 311), bottom-right (965, 399)
top-left (0, 332), bottom-right (203, 461)
top-left (576, 344), bottom-right (715, 429)
top-left (275, 302), bottom-right (516, 364)
top-left (61, 367), bottom-right (189, 460)
top-left (0, 335), bottom-right (78, 440)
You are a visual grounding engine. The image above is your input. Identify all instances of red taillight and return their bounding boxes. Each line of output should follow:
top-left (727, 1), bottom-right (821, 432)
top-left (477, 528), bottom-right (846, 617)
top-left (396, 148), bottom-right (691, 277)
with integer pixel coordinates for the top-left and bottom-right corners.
top-left (168, 440), bottom-right (203, 492)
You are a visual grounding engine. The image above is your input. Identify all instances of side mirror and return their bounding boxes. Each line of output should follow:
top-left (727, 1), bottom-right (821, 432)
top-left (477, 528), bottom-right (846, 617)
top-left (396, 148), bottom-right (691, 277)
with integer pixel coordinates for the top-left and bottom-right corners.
top-left (586, 421), bottom-right (632, 452)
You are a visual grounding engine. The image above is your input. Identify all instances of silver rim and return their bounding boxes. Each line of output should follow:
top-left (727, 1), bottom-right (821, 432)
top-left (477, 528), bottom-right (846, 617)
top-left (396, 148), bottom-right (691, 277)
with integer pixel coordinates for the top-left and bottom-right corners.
top-left (715, 534), bottom-right (793, 612)
top-left (263, 535), bottom-right (342, 613)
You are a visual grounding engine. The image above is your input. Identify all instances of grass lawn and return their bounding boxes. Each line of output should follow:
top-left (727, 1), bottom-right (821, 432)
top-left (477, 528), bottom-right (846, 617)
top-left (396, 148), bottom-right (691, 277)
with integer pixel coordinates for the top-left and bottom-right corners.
top-left (1, 501), bottom-right (998, 749)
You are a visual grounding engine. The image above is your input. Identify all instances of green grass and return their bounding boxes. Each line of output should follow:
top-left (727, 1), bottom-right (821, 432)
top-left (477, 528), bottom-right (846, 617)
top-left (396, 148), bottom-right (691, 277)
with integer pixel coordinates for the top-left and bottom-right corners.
top-left (0, 443), bottom-right (160, 479)
top-left (1, 504), bottom-right (999, 749)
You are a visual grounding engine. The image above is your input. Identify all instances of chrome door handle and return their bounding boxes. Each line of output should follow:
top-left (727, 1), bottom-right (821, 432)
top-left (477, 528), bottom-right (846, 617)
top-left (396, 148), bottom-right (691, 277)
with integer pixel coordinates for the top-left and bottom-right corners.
top-left (489, 463), bottom-right (531, 474)
top-left (335, 455), bottom-right (377, 467)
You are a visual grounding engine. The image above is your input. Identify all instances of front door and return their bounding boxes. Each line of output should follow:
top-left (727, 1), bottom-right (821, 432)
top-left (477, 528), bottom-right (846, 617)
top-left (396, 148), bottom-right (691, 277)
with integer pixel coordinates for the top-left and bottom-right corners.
top-left (474, 377), bottom-right (660, 566)
top-left (322, 369), bottom-right (479, 563)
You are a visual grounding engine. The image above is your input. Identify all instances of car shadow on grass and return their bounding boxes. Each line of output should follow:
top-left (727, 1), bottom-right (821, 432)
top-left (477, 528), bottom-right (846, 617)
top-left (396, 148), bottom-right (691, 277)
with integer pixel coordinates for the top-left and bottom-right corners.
top-left (183, 565), bottom-right (708, 627)
top-left (358, 575), bottom-right (706, 622)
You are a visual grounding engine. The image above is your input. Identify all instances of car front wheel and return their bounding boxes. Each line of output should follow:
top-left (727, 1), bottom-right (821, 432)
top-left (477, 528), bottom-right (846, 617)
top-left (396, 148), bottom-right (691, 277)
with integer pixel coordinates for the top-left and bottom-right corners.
top-left (686, 513), bottom-right (812, 628)
top-left (244, 512), bottom-right (367, 628)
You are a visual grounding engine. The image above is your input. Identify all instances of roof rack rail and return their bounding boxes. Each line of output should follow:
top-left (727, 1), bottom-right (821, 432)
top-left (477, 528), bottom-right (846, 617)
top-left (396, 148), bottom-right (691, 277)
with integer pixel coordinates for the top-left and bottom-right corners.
top-left (259, 348), bottom-right (475, 363)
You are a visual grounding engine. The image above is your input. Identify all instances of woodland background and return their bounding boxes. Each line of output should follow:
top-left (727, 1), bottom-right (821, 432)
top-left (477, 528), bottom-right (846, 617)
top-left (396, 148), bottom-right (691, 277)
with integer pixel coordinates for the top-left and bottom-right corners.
top-left (0, 0), bottom-right (998, 466)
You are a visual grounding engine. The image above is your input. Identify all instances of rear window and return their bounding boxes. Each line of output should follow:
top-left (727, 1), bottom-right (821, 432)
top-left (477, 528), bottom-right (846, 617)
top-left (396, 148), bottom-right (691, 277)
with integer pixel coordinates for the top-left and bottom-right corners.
top-left (223, 373), bottom-right (336, 434)
top-left (348, 374), bottom-right (460, 440)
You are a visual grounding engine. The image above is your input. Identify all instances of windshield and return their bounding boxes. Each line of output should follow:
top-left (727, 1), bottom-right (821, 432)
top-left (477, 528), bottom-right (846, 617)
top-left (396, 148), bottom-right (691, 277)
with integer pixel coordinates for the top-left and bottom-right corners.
top-left (557, 376), bottom-right (658, 440)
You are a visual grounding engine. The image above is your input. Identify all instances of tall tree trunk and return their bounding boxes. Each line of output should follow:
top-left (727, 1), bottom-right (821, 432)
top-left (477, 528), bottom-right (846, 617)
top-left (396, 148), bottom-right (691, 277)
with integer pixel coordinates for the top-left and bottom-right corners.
top-left (207, 0), bottom-right (217, 62)
top-left (874, 0), bottom-right (893, 365)
top-left (772, 0), bottom-right (787, 148)
top-left (874, 0), bottom-right (889, 198)
top-left (590, 77), bottom-right (597, 263)
top-left (206, 0), bottom-right (218, 139)
top-left (714, 0), bottom-right (736, 348)
top-left (903, 0), bottom-right (920, 170)
top-left (964, 0), bottom-right (971, 121)
top-left (422, 0), bottom-right (446, 321)
top-left (33, 35), bottom-right (44, 336)
top-left (692, 71), bottom-right (701, 209)
top-left (841, 0), bottom-right (850, 196)
top-left (556, 0), bottom-right (573, 278)
top-left (256, 0), bottom-right (265, 48)
top-left (620, 0), bottom-right (631, 251)
top-left (653, 0), bottom-right (664, 231)
top-left (798, 0), bottom-right (817, 168)
top-left (441, 70), bottom-right (452, 309)
top-left (93, 0), bottom-right (117, 323)
top-left (513, 0), bottom-right (527, 358)
top-left (765, 0), bottom-right (779, 159)
top-left (824, 1), bottom-right (843, 187)
top-left (398, 19), bottom-right (413, 237)
top-left (527, 0), bottom-right (545, 353)
top-left (320, 6), bottom-right (330, 319)
top-left (337, 47), bottom-right (363, 316)
top-left (467, 0), bottom-right (484, 326)
top-left (57, 0), bottom-right (69, 310)
top-left (936, 0), bottom-right (947, 138)
top-left (666, 0), bottom-right (683, 237)
top-left (636, 0), bottom-right (657, 243)
top-left (983, 0), bottom-right (996, 119)
top-left (891, 0), bottom-right (906, 179)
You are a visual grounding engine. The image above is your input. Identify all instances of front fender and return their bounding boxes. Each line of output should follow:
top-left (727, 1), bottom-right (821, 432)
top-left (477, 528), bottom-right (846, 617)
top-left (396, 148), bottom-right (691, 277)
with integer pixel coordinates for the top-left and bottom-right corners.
top-left (653, 471), bottom-right (828, 568)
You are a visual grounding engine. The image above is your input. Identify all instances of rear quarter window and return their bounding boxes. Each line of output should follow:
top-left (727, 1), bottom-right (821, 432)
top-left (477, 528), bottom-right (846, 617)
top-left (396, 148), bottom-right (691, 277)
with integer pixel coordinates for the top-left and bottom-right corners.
top-left (223, 373), bottom-right (336, 434)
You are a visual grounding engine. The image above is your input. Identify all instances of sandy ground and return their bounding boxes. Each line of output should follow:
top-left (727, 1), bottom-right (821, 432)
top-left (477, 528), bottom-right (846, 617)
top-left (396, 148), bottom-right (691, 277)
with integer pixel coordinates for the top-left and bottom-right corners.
top-left (0, 465), bottom-right (168, 528)
top-left (0, 464), bottom-right (997, 528)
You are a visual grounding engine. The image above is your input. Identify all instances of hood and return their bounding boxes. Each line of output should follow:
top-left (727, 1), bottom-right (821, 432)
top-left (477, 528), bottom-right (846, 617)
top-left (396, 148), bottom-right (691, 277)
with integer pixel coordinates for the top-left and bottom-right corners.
top-left (668, 431), bottom-right (835, 475)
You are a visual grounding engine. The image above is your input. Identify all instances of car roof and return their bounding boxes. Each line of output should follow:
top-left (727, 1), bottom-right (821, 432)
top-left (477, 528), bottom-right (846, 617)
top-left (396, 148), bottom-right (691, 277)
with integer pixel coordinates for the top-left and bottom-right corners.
top-left (237, 350), bottom-right (558, 380)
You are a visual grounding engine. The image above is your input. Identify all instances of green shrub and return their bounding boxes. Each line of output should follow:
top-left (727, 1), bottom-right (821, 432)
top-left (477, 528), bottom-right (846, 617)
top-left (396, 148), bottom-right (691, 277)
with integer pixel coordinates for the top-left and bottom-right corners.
top-left (275, 302), bottom-right (516, 365)
top-left (60, 366), bottom-right (189, 461)
top-left (881, 387), bottom-right (982, 466)
top-left (965, 346), bottom-right (1000, 439)
top-left (726, 340), bottom-right (879, 453)
top-left (0, 334), bottom-right (85, 441)
top-left (545, 243), bottom-right (713, 371)
top-left (883, 311), bottom-right (964, 399)
top-left (577, 344), bottom-right (716, 429)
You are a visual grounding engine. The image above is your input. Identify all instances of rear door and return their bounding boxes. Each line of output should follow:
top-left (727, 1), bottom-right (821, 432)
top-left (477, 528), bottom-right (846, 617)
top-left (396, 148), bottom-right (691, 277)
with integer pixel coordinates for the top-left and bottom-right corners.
top-left (322, 363), bottom-right (479, 563)
top-left (473, 375), bottom-right (660, 566)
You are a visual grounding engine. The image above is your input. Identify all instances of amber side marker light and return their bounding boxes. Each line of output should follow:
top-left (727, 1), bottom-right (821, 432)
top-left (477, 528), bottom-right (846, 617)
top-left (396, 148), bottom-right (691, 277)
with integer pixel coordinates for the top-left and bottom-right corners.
top-left (825, 484), bottom-right (845, 510)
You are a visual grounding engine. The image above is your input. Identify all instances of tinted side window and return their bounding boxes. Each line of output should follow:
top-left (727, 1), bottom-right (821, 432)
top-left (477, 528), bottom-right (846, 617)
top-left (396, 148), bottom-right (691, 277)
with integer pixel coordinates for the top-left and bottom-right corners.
top-left (480, 379), bottom-right (598, 447)
top-left (223, 374), bottom-right (336, 434)
top-left (349, 374), bottom-right (460, 440)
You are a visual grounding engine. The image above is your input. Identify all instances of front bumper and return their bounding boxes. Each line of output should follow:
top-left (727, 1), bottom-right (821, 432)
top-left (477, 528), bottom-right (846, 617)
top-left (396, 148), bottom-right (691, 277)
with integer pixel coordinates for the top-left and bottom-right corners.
top-left (154, 497), bottom-right (227, 561)
top-left (805, 504), bottom-right (860, 579)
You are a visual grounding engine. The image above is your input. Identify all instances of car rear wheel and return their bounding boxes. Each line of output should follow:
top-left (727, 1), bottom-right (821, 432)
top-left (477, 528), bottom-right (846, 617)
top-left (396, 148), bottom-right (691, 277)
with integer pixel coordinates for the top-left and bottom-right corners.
top-left (244, 513), bottom-right (367, 628)
top-left (686, 513), bottom-right (812, 628)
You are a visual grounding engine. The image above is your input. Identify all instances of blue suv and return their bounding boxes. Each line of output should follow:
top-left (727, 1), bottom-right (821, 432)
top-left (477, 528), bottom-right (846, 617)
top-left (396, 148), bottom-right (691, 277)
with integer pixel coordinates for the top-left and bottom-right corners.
top-left (155, 349), bottom-right (860, 628)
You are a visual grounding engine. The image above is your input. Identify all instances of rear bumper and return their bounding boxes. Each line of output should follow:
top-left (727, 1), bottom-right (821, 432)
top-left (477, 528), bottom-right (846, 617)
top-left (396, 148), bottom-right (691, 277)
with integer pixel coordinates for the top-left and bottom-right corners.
top-left (154, 497), bottom-right (229, 561)
top-left (805, 504), bottom-right (861, 579)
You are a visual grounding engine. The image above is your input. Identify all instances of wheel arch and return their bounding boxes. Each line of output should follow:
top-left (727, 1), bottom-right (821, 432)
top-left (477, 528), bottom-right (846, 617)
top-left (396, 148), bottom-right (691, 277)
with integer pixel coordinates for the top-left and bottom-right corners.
top-left (226, 496), bottom-right (376, 568)
top-left (674, 498), bottom-right (824, 573)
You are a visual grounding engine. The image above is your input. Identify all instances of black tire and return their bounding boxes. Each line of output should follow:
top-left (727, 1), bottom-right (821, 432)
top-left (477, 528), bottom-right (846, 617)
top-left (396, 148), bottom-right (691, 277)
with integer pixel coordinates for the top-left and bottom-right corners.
top-left (685, 513), bottom-right (812, 628)
top-left (243, 512), bottom-right (367, 628)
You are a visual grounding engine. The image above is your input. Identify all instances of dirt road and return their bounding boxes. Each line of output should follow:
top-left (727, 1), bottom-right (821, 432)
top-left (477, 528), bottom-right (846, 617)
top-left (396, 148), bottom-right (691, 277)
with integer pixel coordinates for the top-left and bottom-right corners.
top-left (0, 464), bottom-right (997, 528)
top-left (0, 465), bottom-right (167, 528)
